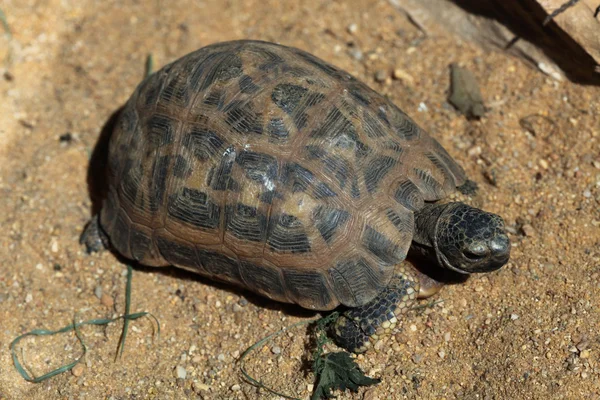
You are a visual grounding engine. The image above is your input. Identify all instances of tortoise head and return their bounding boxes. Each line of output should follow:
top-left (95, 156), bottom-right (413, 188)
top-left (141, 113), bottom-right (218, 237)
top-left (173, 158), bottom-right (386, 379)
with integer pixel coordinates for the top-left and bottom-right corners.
top-left (433, 203), bottom-right (510, 274)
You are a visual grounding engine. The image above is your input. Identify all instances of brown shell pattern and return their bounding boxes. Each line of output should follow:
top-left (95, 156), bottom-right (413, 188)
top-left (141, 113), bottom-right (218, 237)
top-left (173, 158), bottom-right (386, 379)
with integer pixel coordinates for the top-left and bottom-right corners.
top-left (100, 40), bottom-right (466, 311)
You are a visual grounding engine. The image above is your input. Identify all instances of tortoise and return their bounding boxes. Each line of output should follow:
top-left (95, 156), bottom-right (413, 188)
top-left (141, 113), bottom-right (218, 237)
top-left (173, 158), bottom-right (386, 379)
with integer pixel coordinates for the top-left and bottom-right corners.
top-left (81, 40), bottom-right (510, 353)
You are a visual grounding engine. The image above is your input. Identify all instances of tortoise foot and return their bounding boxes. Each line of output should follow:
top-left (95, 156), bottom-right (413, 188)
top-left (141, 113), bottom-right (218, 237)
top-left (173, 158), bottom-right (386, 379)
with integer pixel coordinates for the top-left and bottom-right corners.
top-left (80, 215), bottom-right (109, 253)
top-left (332, 268), bottom-right (419, 353)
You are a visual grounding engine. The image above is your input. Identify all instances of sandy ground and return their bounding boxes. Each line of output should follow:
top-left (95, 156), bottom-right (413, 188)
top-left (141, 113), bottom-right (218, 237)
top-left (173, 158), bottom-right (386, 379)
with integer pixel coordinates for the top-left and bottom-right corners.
top-left (1, 1), bottom-right (599, 399)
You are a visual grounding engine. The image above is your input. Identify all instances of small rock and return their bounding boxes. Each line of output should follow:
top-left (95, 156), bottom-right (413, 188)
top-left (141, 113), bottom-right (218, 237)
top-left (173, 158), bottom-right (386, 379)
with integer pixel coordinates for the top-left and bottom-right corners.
top-left (438, 350), bottom-right (446, 359)
top-left (448, 63), bottom-right (485, 118)
top-left (363, 387), bottom-right (379, 400)
top-left (59, 132), bottom-right (73, 143)
top-left (217, 353), bottom-right (225, 361)
top-left (579, 349), bottom-right (590, 359)
top-left (232, 303), bottom-right (243, 312)
top-left (175, 365), bottom-right (187, 379)
top-left (192, 381), bottom-right (210, 393)
top-left (412, 353), bottom-right (423, 363)
top-left (71, 363), bottom-right (85, 377)
top-left (100, 293), bottom-right (114, 308)
top-left (307, 383), bottom-right (314, 392)
top-left (510, 314), bottom-right (519, 320)
top-left (521, 224), bottom-right (535, 237)
top-left (347, 23), bottom-right (358, 34)
top-left (25, 293), bottom-right (32, 303)
top-left (392, 68), bottom-right (414, 84)
top-left (271, 346), bottom-right (281, 355)
top-left (51, 240), bottom-right (59, 253)
top-left (583, 189), bottom-right (591, 198)
top-left (348, 48), bottom-right (363, 61)
top-left (409, 324), bottom-right (417, 332)
top-left (238, 297), bottom-right (248, 307)
top-left (539, 159), bottom-right (549, 170)
top-left (94, 286), bottom-right (103, 299)
top-left (374, 70), bottom-right (388, 82)
top-left (215, 300), bottom-right (222, 308)
top-left (231, 384), bottom-right (241, 391)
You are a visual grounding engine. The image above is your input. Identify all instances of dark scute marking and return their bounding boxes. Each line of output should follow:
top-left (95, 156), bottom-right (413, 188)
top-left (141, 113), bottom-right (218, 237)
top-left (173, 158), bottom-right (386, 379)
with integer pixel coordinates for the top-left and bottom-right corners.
top-left (283, 269), bottom-right (332, 309)
top-left (111, 211), bottom-right (131, 258)
top-left (236, 151), bottom-right (278, 183)
top-left (348, 85), bottom-right (371, 106)
top-left (226, 203), bottom-right (268, 242)
top-left (313, 182), bottom-right (337, 198)
top-left (387, 209), bottom-right (413, 233)
top-left (160, 73), bottom-right (191, 107)
top-left (197, 249), bottom-right (242, 284)
top-left (414, 168), bottom-right (445, 198)
top-left (355, 141), bottom-right (370, 158)
top-left (147, 115), bottom-right (175, 147)
top-left (129, 228), bottom-right (152, 261)
top-left (364, 156), bottom-right (396, 193)
top-left (139, 76), bottom-right (161, 106)
top-left (268, 214), bottom-right (311, 253)
top-left (312, 107), bottom-right (357, 147)
top-left (101, 190), bottom-right (119, 231)
top-left (224, 100), bottom-right (263, 134)
top-left (120, 105), bottom-right (138, 133)
top-left (351, 177), bottom-right (360, 198)
top-left (393, 179), bottom-right (424, 211)
top-left (282, 163), bottom-right (315, 192)
top-left (392, 106), bottom-right (420, 140)
top-left (267, 118), bottom-right (289, 141)
top-left (377, 105), bottom-right (391, 127)
top-left (183, 126), bottom-right (224, 161)
top-left (313, 206), bottom-right (350, 244)
top-left (295, 50), bottom-right (340, 79)
top-left (239, 261), bottom-right (285, 300)
top-left (120, 158), bottom-right (140, 205)
top-left (426, 152), bottom-right (449, 177)
top-left (363, 226), bottom-right (403, 265)
top-left (383, 140), bottom-right (404, 153)
top-left (305, 146), bottom-right (351, 189)
top-left (149, 155), bottom-right (170, 212)
top-left (432, 140), bottom-right (465, 181)
top-left (156, 236), bottom-right (198, 267)
top-left (195, 52), bottom-right (243, 91)
top-left (209, 146), bottom-right (235, 190)
top-left (257, 49), bottom-right (285, 71)
top-left (330, 257), bottom-right (385, 307)
top-left (203, 89), bottom-right (225, 108)
top-left (363, 111), bottom-right (387, 138)
top-left (173, 155), bottom-right (192, 178)
top-left (168, 188), bottom-right (221, 229)
top-left (239, 75), bottom-right (260, 94)
top-left (271, 83), bottom-right (308, 114)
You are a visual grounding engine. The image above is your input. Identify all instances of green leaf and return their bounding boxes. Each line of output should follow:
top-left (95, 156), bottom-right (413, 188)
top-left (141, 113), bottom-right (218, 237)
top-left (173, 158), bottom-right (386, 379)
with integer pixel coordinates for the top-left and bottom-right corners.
top-left (311, 352), bottom-right (379, 400)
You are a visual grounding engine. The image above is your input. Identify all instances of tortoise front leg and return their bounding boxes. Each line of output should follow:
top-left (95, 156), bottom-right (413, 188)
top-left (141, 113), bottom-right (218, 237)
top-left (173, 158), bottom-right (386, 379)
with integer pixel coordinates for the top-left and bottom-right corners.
top-left (332, 265), bottom-right (419, 353)
top-left (80, 214), bottom-right (110, 253)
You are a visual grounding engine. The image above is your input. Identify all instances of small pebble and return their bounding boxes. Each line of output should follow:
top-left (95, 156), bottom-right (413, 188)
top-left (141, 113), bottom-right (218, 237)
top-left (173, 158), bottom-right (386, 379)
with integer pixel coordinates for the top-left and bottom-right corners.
top-left (374, 70), bottom-right (387, 82)
top-left (175, 365), bottom-right (187, 379)
top-left (392, 68), bottom-right (414, 84)
top-left (71, 363), bottom-right (85, 377)
top-left (94, 286), bottom-right (103, 299)
top-left (511, 314), bottom-right (519, 320)
top-left (217, 353), bottom-right (225, 361)
top-left (409, 324), bottom-right (417, 332)
top-left (348, 48), bottom-right (363, 61)
top-left (539, 159), bottom-right (549, 170)
top-left (521, 224), bottom-right (535, 237)
top-left (347, 23), bottom-right (358, 34)
top-left (438, 350), bottom-right (446, 359)
top-left (238, 297), bottom-right (248, 306)
top-left (579, 349), bottom-right (590, 359)
top-left (100, 293), bottom-right (114, 308)
top-left (25, 293), bottom-right (32, 303)
top-left (363, 387), bottom-right (379, 400)
top-left (271, 346), bottom-right (282, 355)
top-left (192, 381), bottom-right (210, 393)
top-left (412, 353), bottom-right (423, 363)
top-left (231, 384), bottom-right (241, 392)
top-left (583, 190), bottom-right (591, 198)
top-left (232, 303), bottom-right (243, 312)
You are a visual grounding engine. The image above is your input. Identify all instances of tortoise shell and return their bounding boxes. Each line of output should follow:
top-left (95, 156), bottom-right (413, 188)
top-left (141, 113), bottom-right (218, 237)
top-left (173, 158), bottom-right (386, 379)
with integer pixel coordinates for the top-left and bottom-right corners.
top-left (100, 40), bottom-right (466, 311)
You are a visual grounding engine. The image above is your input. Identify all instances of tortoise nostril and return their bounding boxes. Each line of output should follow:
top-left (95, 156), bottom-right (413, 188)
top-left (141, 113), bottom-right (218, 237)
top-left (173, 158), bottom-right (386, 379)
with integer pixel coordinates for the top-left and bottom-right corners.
top-left (490, 234), bottom-right (510, 255)
top-left (463, 243), bottom-right (488, 261)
